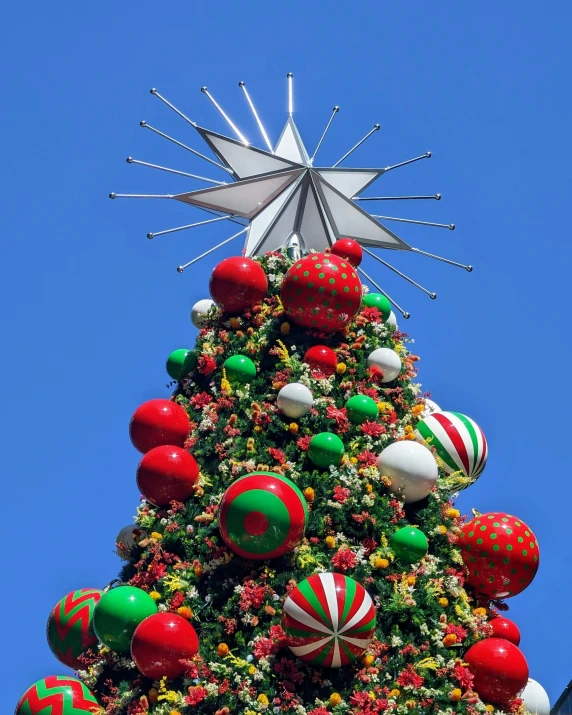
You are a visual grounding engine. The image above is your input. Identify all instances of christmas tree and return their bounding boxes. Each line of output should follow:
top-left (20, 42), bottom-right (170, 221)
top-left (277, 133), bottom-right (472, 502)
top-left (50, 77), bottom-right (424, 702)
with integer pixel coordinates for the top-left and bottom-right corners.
top-left (16, 80), bottom-right (549, 715)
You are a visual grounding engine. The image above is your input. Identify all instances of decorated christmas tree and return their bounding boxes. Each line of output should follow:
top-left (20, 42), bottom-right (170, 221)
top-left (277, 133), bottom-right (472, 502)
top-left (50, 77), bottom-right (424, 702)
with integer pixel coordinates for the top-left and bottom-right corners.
top-left (15, 79), bottom-right (550, 715)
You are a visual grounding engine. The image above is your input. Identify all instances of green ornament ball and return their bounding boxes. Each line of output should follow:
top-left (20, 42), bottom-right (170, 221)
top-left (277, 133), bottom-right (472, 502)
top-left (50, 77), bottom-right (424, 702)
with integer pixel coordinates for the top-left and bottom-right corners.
top-left (363, 292), bottom-right (392, 321)
top-left (93, 585), bottom-right (158, 653)
top-left (390, 527), bottom-right (429, 565)
top-left (308, 432), bottom-right (345, 468)
top-left (345, 394), bottom-right (379, 424)
top-left (224, 354), bottom-right (257, 384)
top-left (166, 349), bottom-right (198, 381)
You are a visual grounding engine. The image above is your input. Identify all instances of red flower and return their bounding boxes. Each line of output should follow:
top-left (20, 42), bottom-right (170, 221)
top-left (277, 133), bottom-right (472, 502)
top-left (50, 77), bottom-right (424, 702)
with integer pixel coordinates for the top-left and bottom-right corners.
top-left (326, 405), bottom-right (349, 429)
top-left (453, 661), bottom-right (474, 689)
top-left (333, 485), bottom-right (351, 503)
top-left (445, 623), bottom-right (468, 641)
top-left (396, 664), bottom-right (424, 688)
top-left (185, 686), bottom-right (207, 705)
top-left (357, 450), bottom-right (378, 466)
top-left (296, 435), bottom-right (311, 451)
top-left (362, 307), bottom-right (383, 323)
top-left (253, 637), bottom-right (274, 658)
top-left (198, 355), bottom-right (217, 376)
top-left (331, 546), bottom-right (358, 572)
top-left (268, 447), bottom-right (287, 464)
top-left (362, 537), bottom-right (378, 555)
top-left (308, 708), bottom-right (330, 715)
top-left (360, 421), bottom-right (386, 437)
top-left (191, 391), bottom-right (212, 409)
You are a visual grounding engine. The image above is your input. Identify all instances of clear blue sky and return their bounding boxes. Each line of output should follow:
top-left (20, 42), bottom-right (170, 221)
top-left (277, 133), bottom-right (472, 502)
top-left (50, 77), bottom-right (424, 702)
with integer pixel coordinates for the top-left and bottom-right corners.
top-left (3, 1), bottom-right (571, 707)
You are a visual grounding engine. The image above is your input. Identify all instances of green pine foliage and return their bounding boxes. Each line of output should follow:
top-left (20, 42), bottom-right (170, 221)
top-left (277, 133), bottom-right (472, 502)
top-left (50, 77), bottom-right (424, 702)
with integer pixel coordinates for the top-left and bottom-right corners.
top-left (83, 249), bottom-right (513, 715)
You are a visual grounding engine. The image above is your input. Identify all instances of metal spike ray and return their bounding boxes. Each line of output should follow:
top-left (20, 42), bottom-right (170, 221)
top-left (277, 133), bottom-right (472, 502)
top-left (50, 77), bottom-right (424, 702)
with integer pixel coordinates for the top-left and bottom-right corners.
top-left (139, 121), bottom-right (231, 172)
top-left (411, 246), bottom-right (473, 271)
top-left (126, 157), bottom-right (226, 185)
top-left (363, 247), bottom-right (437, 299)
top-left (357, 266), bottom-right (410, 319)
top-left (150, 88), bottom-right (197, 128)
top-left (239, 81), bottom-right (273, 152)
top-left (201, 87), bottom-right (248, 145)
top-left (176, 228), bottom-right (247, 273)
top-left (355, 194), bottom-right (441, 202)
top-left (147, 214), bottom-right (235, 239)
top-left (372, 214), bottom-right (454, 230)
top-left (333, 124), bottom-right (381, 167)
top-left (311, 106), bottom-right (339, 163)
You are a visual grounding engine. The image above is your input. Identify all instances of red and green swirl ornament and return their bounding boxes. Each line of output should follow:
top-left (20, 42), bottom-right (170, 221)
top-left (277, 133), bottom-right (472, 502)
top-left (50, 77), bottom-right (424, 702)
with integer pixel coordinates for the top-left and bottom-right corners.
top-left (283, 572), bottom-right (376, 667)
top-left (46, 588), bottom-right (103, 668)
top-left (218, 472), bottom-right (308, 560)
top-left (16, 676), bottom-right (99, 714)
top-left (415, 410), bottom-right (488, 488)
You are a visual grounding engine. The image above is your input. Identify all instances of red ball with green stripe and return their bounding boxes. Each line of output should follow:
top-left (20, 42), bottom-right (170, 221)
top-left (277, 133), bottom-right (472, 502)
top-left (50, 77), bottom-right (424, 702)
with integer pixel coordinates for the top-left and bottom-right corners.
top-left (16, 676), bottom-right (99, 715)
top-left (47, 588), bottom-right (103, 668)
top-left (219, 472), bottom-right (309, 560)
top-left (283, 572), bottom-right (376, 668)
top-left (281, 252), bottom-right (362, 333)
top-left (415, 410), bottom-right (487, 485)
top-left (459, 513), bottom-right (540, 598)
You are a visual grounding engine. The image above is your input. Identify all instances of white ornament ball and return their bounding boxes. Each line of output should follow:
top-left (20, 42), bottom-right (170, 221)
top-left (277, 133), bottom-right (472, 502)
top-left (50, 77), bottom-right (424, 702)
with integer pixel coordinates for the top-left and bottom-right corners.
top-left (386, 311), bottom-right (398, 328)
top-left (519, 679), bottom-right (550, 715)
top-left (367, 347), bottom-right (401, 383)
top-left (277, 382), bottom-right (314, 418)
top-left (422, 398), bottom-right (441, 418)
top-left (116, 525), bottom-right (142, 559)
top-left (191, 299), bottom-right (215, 328)
top-left (377, 441), bottom-right (438, 503)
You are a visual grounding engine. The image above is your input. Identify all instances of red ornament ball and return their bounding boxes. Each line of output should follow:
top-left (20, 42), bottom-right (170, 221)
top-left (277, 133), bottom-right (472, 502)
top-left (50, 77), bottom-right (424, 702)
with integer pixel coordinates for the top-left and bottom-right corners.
top-left (136, 445), bottom-right (199, 506)
top-left (129, 399), bottom-right (190, 454)
top-left (330, 238), bottom-right (363, 267)
top-left (131, 612), bottom-right (199, 680)
top-left (303, 345), bottom-right (338, 376)
top-left (464, 638), bottom-right (529, 705)
top-left (488, 617), bottom-right (521, 646)
top-left (281, 252), bottom-right (362, 333)
top-left (209, 256), bottom-right (268, 314)
top-left (458, 512), bottom-right (539, 598)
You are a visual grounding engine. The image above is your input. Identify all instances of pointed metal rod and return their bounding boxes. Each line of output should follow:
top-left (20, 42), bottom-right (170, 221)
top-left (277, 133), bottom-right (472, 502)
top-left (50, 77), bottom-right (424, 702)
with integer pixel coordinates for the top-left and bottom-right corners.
top-left (372, 214), bottom-right (454, 230)
top-left (311, 106), bottom-right (340, 163)
top-left (384, 152), bottom-right (431, 173)
top-left (176, 228), bottom-right (247, 273)
top-left (149, 88), bottom-right (197, 128)
top-left (147, 215), bottom-right (235, 239)
top-left (140, 121), bottom-right (231, 173)
top-left (287, 72), bottom-right (294, 115)
top-left (238, 81), bottom-right (273, 153)
top-left (362, 247), bottom-right (437, 299)
top-left (411, 246), bottom-right (473, 271)
top-left (333, 124), bottom-right (381, 168)
top-left (356, 194), bottom-right (441, 202)
top-left (126, 157), bottom-right (226, 185)
top-left (109, 193), bottom-right (173, 199)
top-left (200, 87), bottom-right (248, 145)
top-left (357, 266), bottom-right (410, 319)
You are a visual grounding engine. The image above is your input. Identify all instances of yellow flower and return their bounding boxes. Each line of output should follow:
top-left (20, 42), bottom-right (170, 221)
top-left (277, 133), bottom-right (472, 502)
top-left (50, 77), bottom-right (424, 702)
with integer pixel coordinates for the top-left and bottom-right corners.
top-left (365, 483), bottom-right (373, 494)
top-left (443, 633), bottom-right (457, 646)
top-left (217, 643), bottom-right (229, 656)
top-left (330, 693), bottom-right (342, 706)
top-left (257, 694), bottom-right (269, 705)
top-left (289, 422), bottom-right (299, 435)
top-left (325, 536), bottom-right (336, 549)
top-left (254, 425), bottom-right (263, 433)
top-left (303, 487), bottom-right (315, 502)
top-left (374, 557), bottom-right (389, 569)
top-left (249, 665), bottom-right (256, 675)
top-left (404, 425), bottom-right (413, 434)
top-left (349, 456), bottom-right (358, 464)
top-left (336, 362), bottom-right (347, 375)
top-left (473, 607), bottom-right (487, 617)
top-left (377, 401), bottom-right (393, 413)
top-left (485, 706), bottom-right (494, 712)
top-left (229, 317), bottom-right (241, 329)
top-left (446, 508), bottom-right (460, 518)
top-left (449, 689), bottom-right (462, 702)
top-left (150, 531), bottom-right (163, 540)
top-left (149, 591), bottom-right (161, 601)
top-left (280, 322), bottom-right (291, 335)
top-left (177, 606), bottom-right (193, 619)
top-left (407, 575), bottom-right (416, 586)
top-left (438, 597), bottom-right (449, 607)
top-left (170, 711), bottom-right (183, 715)
top-left (438, 524), bottom-right (447, 534)
top-left (389, 689), bottom-right (400, 698)
top-left (411, 404), bottom-right (425, 416)
top-left (405, 700), bottom-right (416, 709)
top-left (362, 653), bottom-right (374, 666)
top-left (247, 438), bottom-right (255, 452)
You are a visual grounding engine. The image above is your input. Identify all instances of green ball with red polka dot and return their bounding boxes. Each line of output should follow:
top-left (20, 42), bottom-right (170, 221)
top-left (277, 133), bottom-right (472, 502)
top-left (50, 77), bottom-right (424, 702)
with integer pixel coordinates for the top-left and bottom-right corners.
top-left (280, 252), bottom-right (362, 333)
top-left (458, 512), bottom-right (539, 598)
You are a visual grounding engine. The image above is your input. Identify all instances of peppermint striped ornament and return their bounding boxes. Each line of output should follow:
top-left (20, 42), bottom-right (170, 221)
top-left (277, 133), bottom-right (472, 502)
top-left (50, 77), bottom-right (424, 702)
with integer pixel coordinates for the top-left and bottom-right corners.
top-left (16, 676), bottom-right (99, 715)
top-left (47, 588), bottom-right (102, 668)
top-left (283, 573), bottom-right (376, 668)
top-left (415, 410), bottom-right (487, 485)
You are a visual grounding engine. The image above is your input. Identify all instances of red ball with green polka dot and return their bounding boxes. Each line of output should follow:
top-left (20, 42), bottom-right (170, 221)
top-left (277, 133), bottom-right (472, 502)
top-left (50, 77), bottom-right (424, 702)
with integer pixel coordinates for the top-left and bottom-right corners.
top-left (458, 512), bottom-right (539, 598)
top-left (281, 252), bottom-right (362, 333)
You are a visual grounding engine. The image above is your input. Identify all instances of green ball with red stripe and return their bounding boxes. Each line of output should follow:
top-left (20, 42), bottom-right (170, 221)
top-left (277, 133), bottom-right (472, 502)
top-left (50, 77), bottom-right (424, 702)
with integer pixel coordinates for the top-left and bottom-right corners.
top-left (16, 676), bottom-right (99, 714)
top-left (415, 410), bottom-right (488, 487)
top-left (219, 472), bottom-right (309, 559)
top-left (459, 512), bottom-right (540, 598)
top-left (283, 572), bottom-right (376, 668)
top-left (281, 252), bottom-right (362, 333)
top-left (47, 588), bottom-right (103, 669)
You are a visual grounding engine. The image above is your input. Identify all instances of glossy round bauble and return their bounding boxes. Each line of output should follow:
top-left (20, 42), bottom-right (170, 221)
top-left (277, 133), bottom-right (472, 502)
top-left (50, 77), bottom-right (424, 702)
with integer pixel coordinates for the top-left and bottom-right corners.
top-left (219, 472), bottom-right (309, 559)
top-left (464, 638), bottom-right (529, 705)
top-left (458, 513), bottom-right (539, 598)
top-left (377, 441), bottom-right (438, 503)
top-left (137, 445), bottom-right (199, 506)
top-left (345, 394), bottom-right (378, 424)
top-left (191, 298), bottom-right (215, 328)
top-left (308, 432), bottom-right (345, 468)
top-left (16, 676), bottom-right (99, 715)
top-left (386, 311), bottom-right (397, 328)
top-left (116, 524), bottom-right (145, 560)
top-left (281, 253), bottom-right (362, 332)
top-left (520, 679), bottom-right (550, 715)
top-left (47, 589), bottom-right (102, 669)
top-left (415, 410), bottom-right (487, 486)
top-left (223, 354), bottom-right (257, 384)
top-left (131, 612), bottom-right (199, 680)
top-left (303, 345), bottom-right (338, 375)
top-left (129, 399), bottom-right (190, 454)
top-left (362, 292), bottom-right (392, 321)
top-left (93, 586), bottom-right (158, 653)
top-left (283, 572), bottom-right (376, 667)
top-left (166, 349), bottom-right (197, 381)
top-left (330, 238), bottom-right (363, 267)
top-left (420, 398), bottom-right (441, 418)
top-left (489, 617), bottom-right (521, 646)
top-left (367, 347), bottom-right (401, 382)
top-left (209, 256), bottom-right (268, 314)
top-left (277, 382), bottom-right (314, 418)
top-left (390, 527), bottom-right (429, 565)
